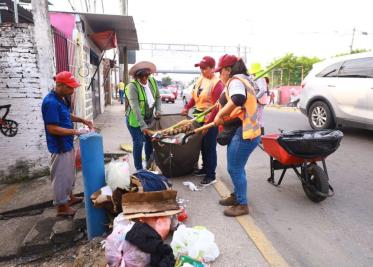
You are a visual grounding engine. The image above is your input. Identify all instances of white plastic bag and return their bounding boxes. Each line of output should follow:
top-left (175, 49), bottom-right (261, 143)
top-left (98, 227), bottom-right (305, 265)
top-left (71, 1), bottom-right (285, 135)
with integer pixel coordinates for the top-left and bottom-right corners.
top-left (105, 159), bottom-right (130, 191)
top-left (171, 225), bottom-right (219, 262)
top-left (105, 214), bottom-right (151, 267)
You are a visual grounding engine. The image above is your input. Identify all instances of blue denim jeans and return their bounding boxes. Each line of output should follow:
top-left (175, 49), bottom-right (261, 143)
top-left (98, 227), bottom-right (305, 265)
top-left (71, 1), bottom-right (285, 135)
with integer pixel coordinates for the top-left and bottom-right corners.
top-left (126, 118), bottom-right (153, 170)
top-left (227, 127), bottom-right (260, 205)
top-left (201, 126), bottom-right (218, 178)
top-left (119, 90), bottom-right (124, 104)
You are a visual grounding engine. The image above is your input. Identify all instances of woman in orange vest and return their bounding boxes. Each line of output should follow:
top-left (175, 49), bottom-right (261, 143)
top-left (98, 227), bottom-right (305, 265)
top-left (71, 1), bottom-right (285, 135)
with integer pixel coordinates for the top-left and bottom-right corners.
top-left (181, 56), bottom-right (224, 185)
top-left (213, 55), bottom-right (261, 217)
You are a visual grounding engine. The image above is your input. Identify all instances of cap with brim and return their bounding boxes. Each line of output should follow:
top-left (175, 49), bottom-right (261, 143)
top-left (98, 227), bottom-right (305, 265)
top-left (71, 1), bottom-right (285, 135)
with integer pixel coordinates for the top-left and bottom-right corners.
top-left (55, 71), bottom-right (80, 88)
top-left (194, 56), bottom-right (215, 69)
top-left (122, 190), bottom-right (182, 219)
top-left (129, 61), bottom-right (157, 76)
top-left (214, 54), bottom-right (239, 72)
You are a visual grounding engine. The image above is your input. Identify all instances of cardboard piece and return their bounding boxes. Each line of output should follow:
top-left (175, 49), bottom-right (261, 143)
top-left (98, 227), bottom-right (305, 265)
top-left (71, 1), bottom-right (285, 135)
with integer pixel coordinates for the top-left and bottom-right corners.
top-left (122, 190), bottom-right (181, 219)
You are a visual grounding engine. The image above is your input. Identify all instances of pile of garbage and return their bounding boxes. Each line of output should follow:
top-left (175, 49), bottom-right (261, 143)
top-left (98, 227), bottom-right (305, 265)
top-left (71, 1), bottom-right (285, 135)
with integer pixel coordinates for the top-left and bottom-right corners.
top-left (90, 158), bottom-right (219, 267)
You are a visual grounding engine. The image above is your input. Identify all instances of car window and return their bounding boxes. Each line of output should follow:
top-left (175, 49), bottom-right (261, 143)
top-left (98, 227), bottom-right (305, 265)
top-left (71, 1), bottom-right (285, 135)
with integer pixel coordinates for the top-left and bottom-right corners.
top-left (160, 89), bottom-right (172, 94)
top-left (338, 57), bottom-right (373, 78)
top-left (316, 62), bottom-right (342, 77)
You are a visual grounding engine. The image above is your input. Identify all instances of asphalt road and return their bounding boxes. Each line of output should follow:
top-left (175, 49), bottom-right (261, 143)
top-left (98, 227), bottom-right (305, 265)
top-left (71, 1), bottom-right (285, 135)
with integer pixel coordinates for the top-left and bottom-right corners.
top-left (164, 99), bottom-right (373, 267)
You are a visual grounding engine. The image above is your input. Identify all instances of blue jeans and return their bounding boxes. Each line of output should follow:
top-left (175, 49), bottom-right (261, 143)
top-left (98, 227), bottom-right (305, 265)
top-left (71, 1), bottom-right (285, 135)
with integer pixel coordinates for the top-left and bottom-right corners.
top-left (201, 126), bottom-right (218, 178)
top-left (119, 90), bottom-right (124, 104)
top-left (227, 127), bottom-right (260, 205)
top-left (126, 118), bottom-right (153, 171)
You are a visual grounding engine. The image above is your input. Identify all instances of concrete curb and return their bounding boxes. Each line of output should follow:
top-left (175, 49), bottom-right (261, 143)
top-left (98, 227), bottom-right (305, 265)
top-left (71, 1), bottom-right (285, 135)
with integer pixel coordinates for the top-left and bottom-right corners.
top-left (265, 105), bottom-right (300, 112)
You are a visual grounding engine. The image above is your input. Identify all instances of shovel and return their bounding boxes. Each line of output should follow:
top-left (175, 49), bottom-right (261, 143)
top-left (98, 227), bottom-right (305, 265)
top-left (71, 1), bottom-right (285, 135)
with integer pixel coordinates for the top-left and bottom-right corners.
top-left (181, 122), bottom-right (216, 144)
top-left (151, 104), bottom-right (218, 141)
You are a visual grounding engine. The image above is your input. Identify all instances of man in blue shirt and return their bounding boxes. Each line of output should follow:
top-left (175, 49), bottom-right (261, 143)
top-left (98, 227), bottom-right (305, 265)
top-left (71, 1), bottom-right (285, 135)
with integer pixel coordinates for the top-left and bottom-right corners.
top-left (42, 71), bottom-right (93, 216)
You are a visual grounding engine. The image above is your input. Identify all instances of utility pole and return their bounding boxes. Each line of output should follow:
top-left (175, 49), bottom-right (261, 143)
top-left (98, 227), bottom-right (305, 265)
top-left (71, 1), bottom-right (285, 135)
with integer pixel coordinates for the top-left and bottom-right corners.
top-left (31, 0), bottom-right (55, 93)
top-left (121, 0), bottom-right (128, 15)
top-left (13, 0), bottom-right (18, 23)
top-left (350, 27), bottom-right (356, 53)
top-left (120, 0), bottom-right (129, 84)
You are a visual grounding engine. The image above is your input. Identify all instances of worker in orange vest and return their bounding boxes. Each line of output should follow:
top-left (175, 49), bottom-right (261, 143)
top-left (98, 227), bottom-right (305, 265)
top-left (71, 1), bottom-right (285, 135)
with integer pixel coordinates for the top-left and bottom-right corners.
top-left (213, 55), bottom-right (261, 217)
top-left (181, 56), bottom-right (224, 185)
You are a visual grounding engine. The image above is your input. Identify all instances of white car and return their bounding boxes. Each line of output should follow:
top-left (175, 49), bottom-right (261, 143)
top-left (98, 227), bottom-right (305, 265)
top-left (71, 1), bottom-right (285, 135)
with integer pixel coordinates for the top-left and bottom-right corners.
top-left (299, 52), bottom-right (373, 130)
top-left (182, 84), bottom-right (194, 105)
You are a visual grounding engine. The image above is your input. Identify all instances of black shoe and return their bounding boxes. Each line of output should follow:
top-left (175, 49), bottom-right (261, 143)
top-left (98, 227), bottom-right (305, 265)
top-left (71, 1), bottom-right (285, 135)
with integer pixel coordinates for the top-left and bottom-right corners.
top-left (194, 169), bottom-right (207, 177)
top-left (200, 176), bottom-right (217, 186)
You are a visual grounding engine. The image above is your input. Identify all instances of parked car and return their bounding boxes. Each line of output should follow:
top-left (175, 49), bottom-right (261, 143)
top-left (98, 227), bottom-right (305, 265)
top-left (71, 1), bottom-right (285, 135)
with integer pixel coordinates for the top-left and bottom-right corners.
top-left (182, 84), bottom-right (193, 105)
top-left (159, 88), bottom-right (175, 103)
top-left (299, 52), bottom-right (373, 130)
top-left (167, 85), bottom-right (178, 99)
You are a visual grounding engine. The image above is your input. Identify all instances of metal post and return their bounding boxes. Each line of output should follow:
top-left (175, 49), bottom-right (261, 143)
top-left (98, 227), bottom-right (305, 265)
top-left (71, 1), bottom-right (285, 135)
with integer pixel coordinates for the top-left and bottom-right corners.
top-left (271, 69), bottom-right (275, 87)
top-left (123, 46), bottom-right (129, 85)
top-left (13, 0), bottom-right (18, 23)
top-left (350, 27), bottom-right (356, 53)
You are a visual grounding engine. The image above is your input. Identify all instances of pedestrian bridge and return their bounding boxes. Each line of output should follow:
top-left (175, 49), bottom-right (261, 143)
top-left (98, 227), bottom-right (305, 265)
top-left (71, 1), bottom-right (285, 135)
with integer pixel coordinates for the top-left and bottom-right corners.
top-left (157, 69), bottom-right (200, 74)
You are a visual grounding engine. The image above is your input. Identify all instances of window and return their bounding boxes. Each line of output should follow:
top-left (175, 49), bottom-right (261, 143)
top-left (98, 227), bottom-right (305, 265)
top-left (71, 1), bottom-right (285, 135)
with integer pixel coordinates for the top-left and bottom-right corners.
top-left (338, 57), bottom-right (373, 78)
top-left (316, 62), bottom-right (342, 77)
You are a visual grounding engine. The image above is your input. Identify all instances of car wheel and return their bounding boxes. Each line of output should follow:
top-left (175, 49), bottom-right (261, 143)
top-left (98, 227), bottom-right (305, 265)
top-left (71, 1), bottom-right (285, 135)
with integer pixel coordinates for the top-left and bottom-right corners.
top-left (308, 101), bottom-right (335, 129)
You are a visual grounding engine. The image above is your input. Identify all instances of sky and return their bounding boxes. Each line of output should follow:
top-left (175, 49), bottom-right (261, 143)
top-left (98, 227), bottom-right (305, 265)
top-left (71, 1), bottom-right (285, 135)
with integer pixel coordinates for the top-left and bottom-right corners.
top-left (50, 0), bottom-right (373, 82)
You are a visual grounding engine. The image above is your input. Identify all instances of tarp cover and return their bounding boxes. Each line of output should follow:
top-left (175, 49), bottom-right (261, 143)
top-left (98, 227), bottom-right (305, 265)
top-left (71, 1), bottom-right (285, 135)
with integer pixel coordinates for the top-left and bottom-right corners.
top-left (151, 114), bottom-right (203, 177)
top-left (89, 30), bottom-right (118, 50)
top-left (278, 130), bottom-right (343, 159)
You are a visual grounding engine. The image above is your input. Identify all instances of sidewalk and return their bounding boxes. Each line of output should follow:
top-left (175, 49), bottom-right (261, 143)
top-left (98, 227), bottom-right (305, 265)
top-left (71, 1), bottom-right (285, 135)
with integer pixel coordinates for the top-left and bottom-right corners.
top-left (0, 101), bottom-right (271, 266)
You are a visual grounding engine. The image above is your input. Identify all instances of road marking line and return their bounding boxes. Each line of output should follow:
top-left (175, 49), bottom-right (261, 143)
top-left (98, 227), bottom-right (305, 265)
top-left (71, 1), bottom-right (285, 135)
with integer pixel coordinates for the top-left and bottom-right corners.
top-left (214, 179), bottom-right (290, 267)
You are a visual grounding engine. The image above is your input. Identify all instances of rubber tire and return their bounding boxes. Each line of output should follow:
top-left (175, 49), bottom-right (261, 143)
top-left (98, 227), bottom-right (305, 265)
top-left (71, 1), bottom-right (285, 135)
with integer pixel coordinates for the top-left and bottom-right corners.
top-left (308, 101), bottom-right (335, 130)
top-left (302, 164), bottom-right (329, 203)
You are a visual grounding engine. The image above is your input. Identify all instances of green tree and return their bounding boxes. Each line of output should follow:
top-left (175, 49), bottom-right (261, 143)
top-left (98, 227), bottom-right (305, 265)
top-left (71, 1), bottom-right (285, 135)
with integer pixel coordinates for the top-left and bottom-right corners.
top-left (267, 53), bottom-right (320, 87)
top-left (334, 48), bottom-right (371, 57)
top-left (161, 76), bottom-right (172, 87)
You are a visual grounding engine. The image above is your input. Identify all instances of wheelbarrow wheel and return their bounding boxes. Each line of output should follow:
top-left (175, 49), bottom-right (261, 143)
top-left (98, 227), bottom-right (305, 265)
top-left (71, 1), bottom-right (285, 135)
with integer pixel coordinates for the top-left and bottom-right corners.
top-left (302, 164), bottom-right (329, 203)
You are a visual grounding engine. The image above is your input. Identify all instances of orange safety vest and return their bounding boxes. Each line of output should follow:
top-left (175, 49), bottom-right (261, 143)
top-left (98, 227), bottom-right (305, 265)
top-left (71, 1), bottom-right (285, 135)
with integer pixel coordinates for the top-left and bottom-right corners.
top-left (192, 76), bottom-right (220, 111)
top-left (221, 76), bottom-right (261, 140)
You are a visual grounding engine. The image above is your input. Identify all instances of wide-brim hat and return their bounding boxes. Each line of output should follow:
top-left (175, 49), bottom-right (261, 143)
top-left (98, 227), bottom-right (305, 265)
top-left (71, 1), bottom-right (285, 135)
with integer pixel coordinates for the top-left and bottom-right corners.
top-left (129, 61), bottom-right (157, 76)
top-left (122, 190), bottom-right (182, 219)
top-left (249, 63), bottom-right (263, 75)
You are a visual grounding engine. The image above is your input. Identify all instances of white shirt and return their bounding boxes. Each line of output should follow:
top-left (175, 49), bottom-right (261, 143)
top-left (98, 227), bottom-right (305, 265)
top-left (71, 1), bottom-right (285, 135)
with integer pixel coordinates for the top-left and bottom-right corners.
top-left (140, 81), bottom-right (155, 108)
top-left (228, 74), bottom-right (246, 96)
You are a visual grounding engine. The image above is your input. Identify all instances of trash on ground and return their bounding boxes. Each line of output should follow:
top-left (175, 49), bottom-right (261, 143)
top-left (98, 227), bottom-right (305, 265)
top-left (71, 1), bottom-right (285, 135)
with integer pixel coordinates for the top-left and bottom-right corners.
top-left (182, 181), bottom-right (201, 191)
top-left (175, 255), bottom-right (209, 267)
top-left (104, 214), bottom-right (151, 267)
top-left (105, 158), bottom-right (130, 191)
top-left (171, 225), bottom-right (220, 263)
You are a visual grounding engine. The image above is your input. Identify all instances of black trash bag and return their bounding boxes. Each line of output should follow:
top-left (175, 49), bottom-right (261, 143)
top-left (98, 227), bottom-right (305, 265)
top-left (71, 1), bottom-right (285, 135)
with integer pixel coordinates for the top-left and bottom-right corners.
top-left (150, 114), bottom-right (203, 178)
top-left (278, 130), bottom-right (343, 159)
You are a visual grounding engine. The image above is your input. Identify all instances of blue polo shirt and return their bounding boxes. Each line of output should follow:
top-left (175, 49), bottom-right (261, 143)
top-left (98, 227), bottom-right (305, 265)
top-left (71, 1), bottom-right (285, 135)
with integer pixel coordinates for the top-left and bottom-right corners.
top-left (41, 91), bottom-right (74, 153)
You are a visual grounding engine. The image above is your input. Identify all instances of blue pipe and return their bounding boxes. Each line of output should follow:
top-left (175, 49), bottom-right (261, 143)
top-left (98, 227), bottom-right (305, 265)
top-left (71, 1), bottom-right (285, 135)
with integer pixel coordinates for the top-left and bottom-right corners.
top-left (79, 132), bottom-right (107, 239)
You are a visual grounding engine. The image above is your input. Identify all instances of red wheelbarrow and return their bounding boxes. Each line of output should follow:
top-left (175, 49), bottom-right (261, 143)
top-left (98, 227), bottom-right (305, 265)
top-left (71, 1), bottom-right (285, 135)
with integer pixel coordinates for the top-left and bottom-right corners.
top-left (261, 130), bottom-right (343, 202)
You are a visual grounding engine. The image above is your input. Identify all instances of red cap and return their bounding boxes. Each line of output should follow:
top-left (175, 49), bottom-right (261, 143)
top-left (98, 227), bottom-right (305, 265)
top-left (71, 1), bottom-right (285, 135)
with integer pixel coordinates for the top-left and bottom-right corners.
top-left (55, 71), bottom-right (80, 88)
top-left (194, 56), bottom-right (215, 69)
top-left (214, 54), bottom-right (239, 72)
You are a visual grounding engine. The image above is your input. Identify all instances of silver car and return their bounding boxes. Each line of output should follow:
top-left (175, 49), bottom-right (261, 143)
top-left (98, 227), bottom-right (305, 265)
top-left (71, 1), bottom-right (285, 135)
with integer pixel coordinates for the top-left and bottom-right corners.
top-left (299, 52), bottom-right (373, 130)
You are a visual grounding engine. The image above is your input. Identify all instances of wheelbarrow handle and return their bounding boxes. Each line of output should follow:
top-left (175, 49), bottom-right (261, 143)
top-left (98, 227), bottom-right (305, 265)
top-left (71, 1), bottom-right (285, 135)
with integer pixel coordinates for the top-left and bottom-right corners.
top-left (182, 122), bottom-right (216, 144)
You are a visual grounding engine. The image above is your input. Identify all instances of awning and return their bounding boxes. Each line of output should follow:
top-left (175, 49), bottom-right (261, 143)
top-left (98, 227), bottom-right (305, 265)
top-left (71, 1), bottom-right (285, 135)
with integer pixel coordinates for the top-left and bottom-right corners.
top-left (48, 11), bottom-right (139, 50)
top-left (78, 12), bottom-right (139, 50)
